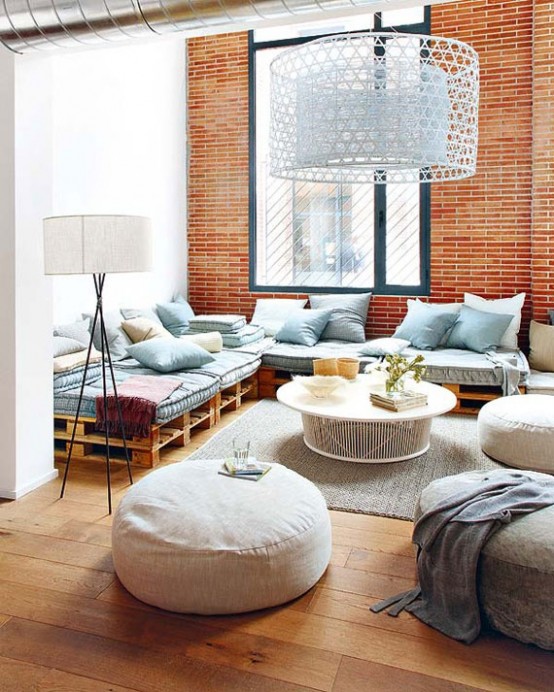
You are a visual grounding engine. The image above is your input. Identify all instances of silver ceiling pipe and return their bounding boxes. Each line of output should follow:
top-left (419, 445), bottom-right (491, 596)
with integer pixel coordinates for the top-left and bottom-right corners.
top-left (0, 0), bottom-right (390, 53)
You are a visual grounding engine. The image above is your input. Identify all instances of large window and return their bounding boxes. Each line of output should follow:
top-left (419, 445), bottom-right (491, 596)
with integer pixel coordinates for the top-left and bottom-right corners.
top-left (249, 9), bottom-right (430, 294)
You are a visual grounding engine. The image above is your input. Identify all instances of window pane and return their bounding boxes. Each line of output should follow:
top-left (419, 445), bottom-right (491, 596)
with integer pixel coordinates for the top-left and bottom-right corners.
top-left (253, 12), bottom-right (373, 44)
top-left (386, 180), bottom-right (420, 286)
top-left (253, 31), bottom-right (425, 293)
top-left (255, 49), bottom-right (374, 289)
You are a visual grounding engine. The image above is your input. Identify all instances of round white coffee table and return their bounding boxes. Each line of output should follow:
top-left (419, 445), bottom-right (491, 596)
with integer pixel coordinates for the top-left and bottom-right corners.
top-left (277, 376), bottom-right (457, 463)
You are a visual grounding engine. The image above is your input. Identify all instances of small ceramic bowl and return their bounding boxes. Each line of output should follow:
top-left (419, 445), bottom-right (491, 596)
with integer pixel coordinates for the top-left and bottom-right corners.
top-left (293, 375), bottom-right (345, 399)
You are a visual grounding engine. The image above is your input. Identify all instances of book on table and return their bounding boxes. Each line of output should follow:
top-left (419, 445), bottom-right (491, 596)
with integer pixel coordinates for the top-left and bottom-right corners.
top-left (370, 390), bottom-right (428, 412)
top-left (219, 458), bottom-right (272, 481)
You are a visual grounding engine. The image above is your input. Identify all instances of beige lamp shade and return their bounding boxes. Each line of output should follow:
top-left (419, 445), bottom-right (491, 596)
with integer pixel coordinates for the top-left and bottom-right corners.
top-left (43, 215), bottom-right (152, 275)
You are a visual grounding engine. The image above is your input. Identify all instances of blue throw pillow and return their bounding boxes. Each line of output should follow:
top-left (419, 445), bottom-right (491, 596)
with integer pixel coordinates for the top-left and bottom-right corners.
top-left (157, 302), bottom-right (195, 337)
top-left (394, 303), bottom-right (458, 350)
top-left (446, 305), bottom-right (514, 353)
top-left (275, 309), bottom-right (333, 347)
top-left (126, 338), bottom-right (214, 372)
top-left (309, 293), bottom-right (372, 343)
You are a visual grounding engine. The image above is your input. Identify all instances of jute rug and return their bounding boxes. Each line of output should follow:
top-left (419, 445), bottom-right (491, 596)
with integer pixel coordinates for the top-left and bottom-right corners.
top-left (188, 399), bottom-right (503, 520)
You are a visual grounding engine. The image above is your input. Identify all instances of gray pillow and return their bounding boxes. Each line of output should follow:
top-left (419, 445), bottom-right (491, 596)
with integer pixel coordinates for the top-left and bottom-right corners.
top-left (53, 318), bottom-right (90, 347)
top-left (53, 336), bottom-right (86, 358)
top-left (126, 338), bottom-right (214, 372)
top-left (446, 305), bottom-right (513, 353)
top-left (275, 309), bottom-right (332, 347)
top-left (309, 293), bottom-right (371, 343)
top-left (120, 307), bottom-right (162, 324)
top-left (82, 310), bottom-right (132, 361)
top-left (394, 304), bottom-right (458, 350)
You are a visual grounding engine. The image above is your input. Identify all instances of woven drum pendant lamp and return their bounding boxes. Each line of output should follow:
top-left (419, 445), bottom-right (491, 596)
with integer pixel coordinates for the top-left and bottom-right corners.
top-left (269, 32), bottom-right (479, 184)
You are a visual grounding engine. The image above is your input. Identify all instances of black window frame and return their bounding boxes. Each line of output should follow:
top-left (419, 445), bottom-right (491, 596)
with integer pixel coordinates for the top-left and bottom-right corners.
top-left (248, 8), bottom-right (431, 296)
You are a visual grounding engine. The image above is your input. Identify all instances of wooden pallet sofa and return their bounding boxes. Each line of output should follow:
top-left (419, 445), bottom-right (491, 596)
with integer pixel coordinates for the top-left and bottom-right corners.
top-left (252, 292), bottom-right (531, 414)
top-left (54, 349), bottom-right (260, 468)
top-left (257, 342), bottom-right (529, 414)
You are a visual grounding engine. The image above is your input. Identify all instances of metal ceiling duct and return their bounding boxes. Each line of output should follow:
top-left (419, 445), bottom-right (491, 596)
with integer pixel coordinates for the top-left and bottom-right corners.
top-left (0, 0), bottom-right (392, 53)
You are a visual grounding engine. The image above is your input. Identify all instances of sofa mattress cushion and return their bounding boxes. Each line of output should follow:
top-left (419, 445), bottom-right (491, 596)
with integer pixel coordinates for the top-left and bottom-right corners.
top-left (261, 340), bottom-right (376, 373)
top-left (402, 347), bottom-right (529, 387)
top-left (54, 369), bottom-right (219, 424)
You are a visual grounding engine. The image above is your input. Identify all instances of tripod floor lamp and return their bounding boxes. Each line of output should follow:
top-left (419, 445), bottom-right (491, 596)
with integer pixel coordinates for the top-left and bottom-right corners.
top-left (44, 215), bottom-right (152, 514)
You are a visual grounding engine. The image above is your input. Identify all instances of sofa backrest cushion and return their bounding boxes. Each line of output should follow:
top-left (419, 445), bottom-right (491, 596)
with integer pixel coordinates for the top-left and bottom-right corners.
top-left (251, 298), bottom-right (307, 337)
top-left (464, 292), bottom-right (525, 350)
top-left (309, 293), bottom-right (371, 343)
top-left (394, 301), bottom-right (458, 350)
top-left (529, 320), bottom-right (554, 372)
top-left (446, 305), bottom-right (513, 353)
top-left (275, 309), bottom-right (332, 347)
top-left (157, 301), bottom-right (195, 336)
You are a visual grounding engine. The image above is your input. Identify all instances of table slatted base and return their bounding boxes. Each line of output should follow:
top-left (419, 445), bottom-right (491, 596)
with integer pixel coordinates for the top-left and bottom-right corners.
top-left (301, 413), bottom-right (432, 463)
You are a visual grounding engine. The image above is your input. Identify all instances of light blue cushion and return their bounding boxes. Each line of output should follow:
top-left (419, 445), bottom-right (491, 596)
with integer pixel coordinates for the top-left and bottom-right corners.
top-left (394, 303), bottom-right (458, 350)
top-left (309, 293), bottom-right (371, 343)
top-left (126, 338), bottom-right (214, 373)
top-left (157, 302), bottom-right (195, 337)
top-left (174, 294), bottom-right (196, 314)
top-left (446, 305), bottom-right (513, 353)
top-left (275, 309), bottom-right (332, 347)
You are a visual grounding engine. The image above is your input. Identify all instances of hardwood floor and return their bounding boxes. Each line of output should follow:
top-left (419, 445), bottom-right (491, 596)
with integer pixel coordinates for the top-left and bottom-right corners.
top-left (0, 401), bottom-right (552, 691)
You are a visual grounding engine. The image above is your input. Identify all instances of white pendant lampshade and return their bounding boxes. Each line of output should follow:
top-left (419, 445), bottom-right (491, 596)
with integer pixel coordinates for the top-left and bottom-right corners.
top-left (270, 32), bottom-right (479, 184)
top-left (43, 215), bottom-right (152, 275)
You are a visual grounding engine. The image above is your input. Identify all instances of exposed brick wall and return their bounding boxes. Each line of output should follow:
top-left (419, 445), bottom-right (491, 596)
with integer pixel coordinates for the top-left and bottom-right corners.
top-left (531, 0), bottom-right (554, 323)
top-left (187, 1), bottom-right (550, 341)
top-left (432, 0), bottom-right (534, 343)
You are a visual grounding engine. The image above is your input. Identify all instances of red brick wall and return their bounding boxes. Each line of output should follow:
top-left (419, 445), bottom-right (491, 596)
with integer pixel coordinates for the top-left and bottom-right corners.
top-left (531, 0), bottom-right (554, 322)
top-left (187, 1), bottom-right (550, 339)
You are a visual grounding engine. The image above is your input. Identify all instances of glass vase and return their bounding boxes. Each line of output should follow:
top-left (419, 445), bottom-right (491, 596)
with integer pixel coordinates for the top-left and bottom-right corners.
top-left (385, 376), bottom-right (406, 394)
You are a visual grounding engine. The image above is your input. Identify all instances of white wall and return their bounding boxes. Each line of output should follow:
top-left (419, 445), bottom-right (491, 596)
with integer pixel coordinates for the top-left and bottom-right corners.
top-left (51, 39), bottom-right (187, 322)
top-left (0, 50), bottom-right (57, 498)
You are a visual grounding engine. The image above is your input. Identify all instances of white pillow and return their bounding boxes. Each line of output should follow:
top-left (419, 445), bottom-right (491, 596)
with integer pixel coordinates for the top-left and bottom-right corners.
top-left (464, 292), bottom-right (525, 350)
top-left (251, 298), bottom-right (307, 337)
top-left (359, 337), bottom-right (410, 357)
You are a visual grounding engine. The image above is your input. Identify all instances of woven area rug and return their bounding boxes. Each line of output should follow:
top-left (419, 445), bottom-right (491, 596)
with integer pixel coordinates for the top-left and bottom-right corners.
top-left (188, 399), bottom-right (503, 520)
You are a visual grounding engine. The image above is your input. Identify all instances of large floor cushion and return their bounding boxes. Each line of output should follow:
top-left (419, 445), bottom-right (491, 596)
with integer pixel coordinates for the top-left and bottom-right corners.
top-left (112, 458), bottom-right (332, 614)
top-left (478, 395), bottom-right (554, 473)
top-left (418, 470), bottom-right (554, 650)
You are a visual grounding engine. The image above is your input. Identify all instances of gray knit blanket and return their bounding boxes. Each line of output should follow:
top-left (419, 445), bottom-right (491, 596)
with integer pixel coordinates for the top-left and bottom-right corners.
top-left (371, 469), bottom-right (554, 643)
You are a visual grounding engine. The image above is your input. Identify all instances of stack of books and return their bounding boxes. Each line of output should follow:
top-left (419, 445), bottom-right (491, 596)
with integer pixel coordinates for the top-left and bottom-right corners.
top-left (218, 458), bottom-right (272, 481)
top-left (370, 390), bottom-right (428, 412)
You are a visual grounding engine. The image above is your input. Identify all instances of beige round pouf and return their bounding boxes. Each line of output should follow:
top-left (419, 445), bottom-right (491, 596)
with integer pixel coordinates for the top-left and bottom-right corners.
top-left (112, 458), bottom-right (332, 614)
top-left (478, 395), bottom-right (554, 473)
top-left (418, 470), bottom-right (554, 650)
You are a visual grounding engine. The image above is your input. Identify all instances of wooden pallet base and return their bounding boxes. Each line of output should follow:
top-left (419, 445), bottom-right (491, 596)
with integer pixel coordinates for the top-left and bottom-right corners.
top-left (257, 366), bottom-right (294, 399)
top-left (441, 383), bottom-right (526, 415)
top-left (54, 373), bottom-right (258, 469)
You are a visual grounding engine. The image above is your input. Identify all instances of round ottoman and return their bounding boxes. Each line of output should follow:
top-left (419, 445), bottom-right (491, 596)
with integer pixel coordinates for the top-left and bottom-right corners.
top-left (112, 459), bottom-right (332, 614)
top-left (478, 395), bottom-right (554, 473)
top-left (418, 470), bottom-right (554, 649)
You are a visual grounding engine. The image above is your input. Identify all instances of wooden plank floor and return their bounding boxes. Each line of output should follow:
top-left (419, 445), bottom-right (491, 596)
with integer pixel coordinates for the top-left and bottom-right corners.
top-left (0, 401), bottom-right (552, 691)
